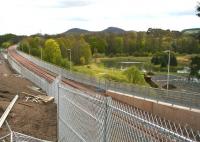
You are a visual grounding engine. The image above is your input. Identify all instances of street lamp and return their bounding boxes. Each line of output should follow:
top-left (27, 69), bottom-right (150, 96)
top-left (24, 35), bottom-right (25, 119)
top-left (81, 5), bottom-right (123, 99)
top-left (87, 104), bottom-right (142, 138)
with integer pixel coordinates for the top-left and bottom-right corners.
top-left (28, 46), bottom-right (30, 55)
top-left (40, 47), bottom-right (43, 60)
top-left (164, 50), bottom-right (170, 94)
top-left (67, 49), bottom-right (71, 72)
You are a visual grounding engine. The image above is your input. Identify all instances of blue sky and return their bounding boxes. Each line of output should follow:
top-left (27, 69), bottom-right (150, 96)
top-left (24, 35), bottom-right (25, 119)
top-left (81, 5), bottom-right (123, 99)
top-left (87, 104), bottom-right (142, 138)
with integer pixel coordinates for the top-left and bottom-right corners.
top-left (0, 0), bottom-right (199, 35)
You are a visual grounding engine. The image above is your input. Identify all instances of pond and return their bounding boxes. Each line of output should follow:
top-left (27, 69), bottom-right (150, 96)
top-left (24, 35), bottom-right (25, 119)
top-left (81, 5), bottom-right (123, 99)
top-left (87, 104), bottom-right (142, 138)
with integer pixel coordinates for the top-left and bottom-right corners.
top-left (100, 57), bottom-right (151, 70)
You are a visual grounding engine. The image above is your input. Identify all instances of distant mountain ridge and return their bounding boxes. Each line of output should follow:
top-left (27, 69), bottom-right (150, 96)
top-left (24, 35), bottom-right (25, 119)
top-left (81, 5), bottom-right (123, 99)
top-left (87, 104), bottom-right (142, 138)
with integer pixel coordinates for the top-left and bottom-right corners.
top-left (182, 28), bottom-right (200, 34)
top-left (63, 28), bottom-right (90, 34)
top-left (63, 27), bottom-right (126, 34)
top-left (61, 27), bottom-right (200, 35)
top-left (102, 27), bottom-right (126, 33)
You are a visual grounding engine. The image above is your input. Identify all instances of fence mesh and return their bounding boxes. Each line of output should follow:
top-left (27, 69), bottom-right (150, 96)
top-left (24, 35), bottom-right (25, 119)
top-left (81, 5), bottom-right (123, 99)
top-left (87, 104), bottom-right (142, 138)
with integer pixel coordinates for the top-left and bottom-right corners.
top-left (12, 132), bottom-right (51, 142)
top-left (59, 84), bottom-right (106, 142)
top-left (58, 85), bottom-right (200, 142)
top-left (0, 122), bottom-right (51, 142)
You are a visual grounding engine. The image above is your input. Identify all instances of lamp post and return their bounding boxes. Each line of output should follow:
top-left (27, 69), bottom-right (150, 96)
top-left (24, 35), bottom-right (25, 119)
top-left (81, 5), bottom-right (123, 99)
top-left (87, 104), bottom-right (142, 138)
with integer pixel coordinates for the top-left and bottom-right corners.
top-left (40, 47), bottom-right (43, 60)
top-left (68, 49), bottom-right (71, 72)
top-left (164, 50), bottom-right (170, 94)
top-left (28, 46), bottom-right (30, 55)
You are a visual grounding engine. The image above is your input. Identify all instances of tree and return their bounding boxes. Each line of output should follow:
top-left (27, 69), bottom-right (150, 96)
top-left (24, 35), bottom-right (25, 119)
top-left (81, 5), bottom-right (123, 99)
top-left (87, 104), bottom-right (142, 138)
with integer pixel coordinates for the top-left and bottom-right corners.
top-left (43, 39), bottom-right (62, 65)
top-left (19, 39), bottom-right (30, 54)
top-left (1, 42), bottom-right (11, 48)
top-left (71, 37), bottom-right (92, 65)
top-left (190, 56), bottom-right (200, 79)
top-left (113, 37), bottom-right (124, 54)
top-left (56, 37), bottom-right (73, 59)
top-left (29, 37), bottom-right (43, 57)
top-left (123, 66), bottom-right (146, 85)
top-left (151, 52), bottom-right (177, 67)
top-left (86, 36), bottom-right (107, 54)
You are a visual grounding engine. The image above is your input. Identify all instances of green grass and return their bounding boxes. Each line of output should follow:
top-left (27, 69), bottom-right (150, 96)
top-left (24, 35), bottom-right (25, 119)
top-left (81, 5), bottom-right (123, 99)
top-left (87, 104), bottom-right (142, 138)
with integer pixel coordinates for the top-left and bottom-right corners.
top-left (100, 56), bottom-right (151, 64)
top-left (73, 63), bottom-right (129, 83)
top-left (72, 54), bottom-right (194, 86)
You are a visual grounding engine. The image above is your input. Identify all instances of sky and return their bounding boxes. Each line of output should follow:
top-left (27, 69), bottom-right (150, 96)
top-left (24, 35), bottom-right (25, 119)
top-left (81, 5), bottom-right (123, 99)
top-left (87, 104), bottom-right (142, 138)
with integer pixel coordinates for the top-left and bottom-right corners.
top-left (0, 0), bottom-right (199, 35)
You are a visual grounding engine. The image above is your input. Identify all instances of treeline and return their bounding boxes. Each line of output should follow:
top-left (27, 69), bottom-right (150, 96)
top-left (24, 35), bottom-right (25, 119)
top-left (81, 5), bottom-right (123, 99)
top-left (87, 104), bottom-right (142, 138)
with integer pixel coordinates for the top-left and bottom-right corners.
top-left (0, 34), bottom-right (24, 48)
top-left (17, 28), bottom-right (200, 65)
top-left (59, 28), bottom-right (200, 56)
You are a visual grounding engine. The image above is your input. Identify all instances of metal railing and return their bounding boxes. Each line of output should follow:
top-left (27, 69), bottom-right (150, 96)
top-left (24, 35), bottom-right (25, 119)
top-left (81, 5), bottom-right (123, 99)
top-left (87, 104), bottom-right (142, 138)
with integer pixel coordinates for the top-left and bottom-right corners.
top-left (17, 50), bottom-right (200, 109)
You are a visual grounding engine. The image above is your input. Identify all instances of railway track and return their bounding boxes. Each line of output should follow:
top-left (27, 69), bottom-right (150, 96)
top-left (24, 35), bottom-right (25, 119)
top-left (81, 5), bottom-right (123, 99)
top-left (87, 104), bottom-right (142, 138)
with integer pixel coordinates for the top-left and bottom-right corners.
top-left (7, 45), bottom-right (199, 142)
top-left (8, 46), bottom-right (103, 97)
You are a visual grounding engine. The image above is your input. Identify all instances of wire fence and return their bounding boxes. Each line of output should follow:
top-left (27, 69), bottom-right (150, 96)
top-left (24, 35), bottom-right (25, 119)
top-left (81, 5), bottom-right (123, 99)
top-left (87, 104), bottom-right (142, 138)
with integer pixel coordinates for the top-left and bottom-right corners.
top-left (58, 84), bottom-right (200, 142)
top-left (17, 51), bottom-right (200, 109)
top-left (7, 49), bottom-right (200, 142)
top-left (152, 75), bottom-right (200, 93)
top-left (0, 131), bottom-right (51, 142)
top-left (0, 121), bottom-right (51, 142)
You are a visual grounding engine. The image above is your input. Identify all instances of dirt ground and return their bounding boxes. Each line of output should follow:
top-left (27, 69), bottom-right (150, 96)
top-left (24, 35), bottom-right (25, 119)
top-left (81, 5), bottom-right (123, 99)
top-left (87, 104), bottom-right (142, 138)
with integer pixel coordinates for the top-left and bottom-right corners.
top-left (0, 53), bottom-right (57, 141)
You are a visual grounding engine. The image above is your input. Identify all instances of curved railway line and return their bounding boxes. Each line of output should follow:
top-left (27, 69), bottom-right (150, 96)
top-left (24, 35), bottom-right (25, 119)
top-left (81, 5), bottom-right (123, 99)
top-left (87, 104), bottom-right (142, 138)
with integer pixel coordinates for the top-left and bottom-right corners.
top-left (7, 45), bottom-right (200, 142)
top-left (8, 45), bottom-right (102, 96)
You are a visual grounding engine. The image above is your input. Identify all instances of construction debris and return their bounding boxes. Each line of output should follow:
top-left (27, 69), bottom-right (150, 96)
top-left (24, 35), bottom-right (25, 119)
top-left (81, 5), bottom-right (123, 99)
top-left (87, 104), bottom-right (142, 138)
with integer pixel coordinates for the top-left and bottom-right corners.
top-left (18, 102), bottom-right (33, 108)
top-left (27, 85), bottom-right (45, 94)
top-left (12, 74), bottom-right (22, 78)
top-left (3, 74), bottom-right (7, 77)
top-left (0, 95), bottom-right (18, 128)
top-left (21, 92), bottom-right (54, 103)
top-left (25, 96), bottom-right (41, 103)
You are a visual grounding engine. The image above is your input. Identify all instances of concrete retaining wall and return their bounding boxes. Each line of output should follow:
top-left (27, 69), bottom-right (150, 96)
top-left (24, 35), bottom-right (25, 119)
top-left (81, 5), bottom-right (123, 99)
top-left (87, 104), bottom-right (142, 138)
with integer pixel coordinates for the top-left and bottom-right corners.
top-left (106, 90), bottom-right (200, 131)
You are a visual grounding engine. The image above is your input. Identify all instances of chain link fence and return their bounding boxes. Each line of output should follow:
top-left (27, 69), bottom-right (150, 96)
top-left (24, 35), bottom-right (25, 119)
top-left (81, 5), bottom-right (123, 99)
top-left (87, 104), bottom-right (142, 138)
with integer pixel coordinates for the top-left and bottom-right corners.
top-left (7, 49), bottom-right (200, 142)
top-left (17, 50), bottom-right (200, 109)
top-left (0, 131), bottom-right (51, 142)
top-left (0, 121), bottom-right (50, 142)
top-left (152, 75), bottom-right (200, 93)
top-left (58, 84), bottom-right (200, 142)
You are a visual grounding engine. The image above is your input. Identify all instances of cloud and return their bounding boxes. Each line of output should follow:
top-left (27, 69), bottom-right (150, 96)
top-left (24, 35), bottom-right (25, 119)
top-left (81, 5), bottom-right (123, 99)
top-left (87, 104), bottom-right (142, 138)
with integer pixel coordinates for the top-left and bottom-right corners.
top-left (67, 17), bottom-right (89, 21)
top-left (169, 10), bottom-right (195, 16)
top-left (54, 0), bottom-right (93, 8)
top-left (0, 0), bottom-right (199, 35)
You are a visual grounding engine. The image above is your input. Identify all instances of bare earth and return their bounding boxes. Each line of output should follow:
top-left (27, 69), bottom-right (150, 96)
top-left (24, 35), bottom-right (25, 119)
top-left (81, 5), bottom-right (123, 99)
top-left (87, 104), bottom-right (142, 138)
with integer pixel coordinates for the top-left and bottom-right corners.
top-left (0, 54), bottom-right (57, 141)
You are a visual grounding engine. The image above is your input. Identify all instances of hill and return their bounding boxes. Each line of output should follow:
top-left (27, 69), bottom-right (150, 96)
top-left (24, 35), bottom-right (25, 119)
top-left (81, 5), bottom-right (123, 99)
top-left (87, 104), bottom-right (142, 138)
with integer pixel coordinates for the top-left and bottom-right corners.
top-left (63, 28), bottom-right (90, 34)
top-left (182, 28), bottom-right (200, 35)
top-left (103, 27), bottom-right (125, 33)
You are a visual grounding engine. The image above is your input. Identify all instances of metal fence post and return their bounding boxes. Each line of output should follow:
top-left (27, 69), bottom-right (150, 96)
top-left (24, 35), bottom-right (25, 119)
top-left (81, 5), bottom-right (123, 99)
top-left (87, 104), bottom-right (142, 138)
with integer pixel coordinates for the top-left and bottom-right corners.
top-left (10, 131), bottom-right (13, 142)
top-left (103, 97), bottom-right (112, 142)
top-left (56, 75), bottom-right (61, 141)
top-left (103, 97), bottom-right (108, 142)
top-left (57, 83), bottom-right (59, 141)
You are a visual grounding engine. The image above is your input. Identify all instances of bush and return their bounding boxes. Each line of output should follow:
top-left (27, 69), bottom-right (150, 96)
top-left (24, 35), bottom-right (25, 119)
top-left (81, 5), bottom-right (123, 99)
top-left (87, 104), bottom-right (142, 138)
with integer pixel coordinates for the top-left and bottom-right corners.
top-left (60, 58), bottom-right (70, 69)
top-left (102, 73), bottom-right (127, 82)
top-left (2, 42), bottom-right (11, 48)
top-left (80, 56), bottom-right (86, 65)
top-left (123, 66), bottom-right (146, 85)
